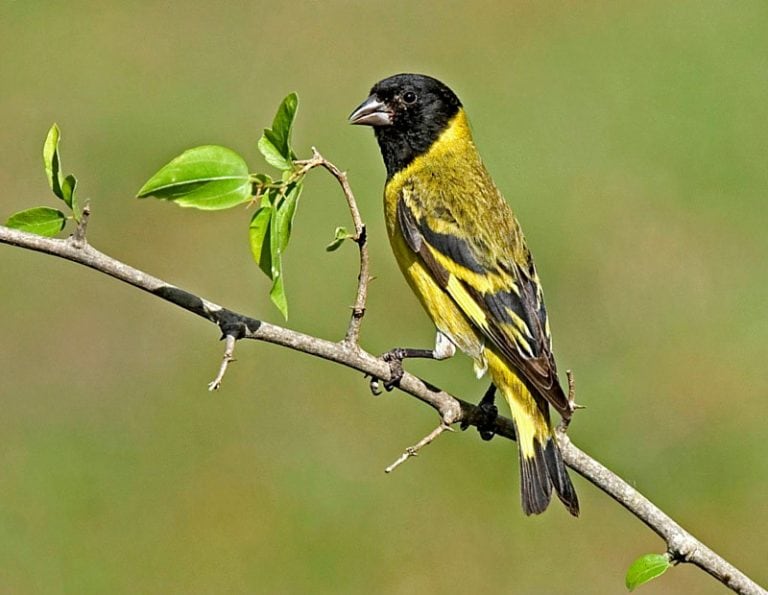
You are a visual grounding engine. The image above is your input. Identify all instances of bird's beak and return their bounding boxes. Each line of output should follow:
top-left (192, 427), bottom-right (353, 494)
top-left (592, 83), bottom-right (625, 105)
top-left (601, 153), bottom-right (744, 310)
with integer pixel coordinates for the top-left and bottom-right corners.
top-left (348, 96), bottom-right (393, 126)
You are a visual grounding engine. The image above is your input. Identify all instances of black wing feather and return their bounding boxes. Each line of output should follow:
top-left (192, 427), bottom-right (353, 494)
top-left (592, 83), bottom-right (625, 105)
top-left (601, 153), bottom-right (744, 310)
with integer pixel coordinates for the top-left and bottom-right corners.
top-left (397, 196), bottom-right (572, 419)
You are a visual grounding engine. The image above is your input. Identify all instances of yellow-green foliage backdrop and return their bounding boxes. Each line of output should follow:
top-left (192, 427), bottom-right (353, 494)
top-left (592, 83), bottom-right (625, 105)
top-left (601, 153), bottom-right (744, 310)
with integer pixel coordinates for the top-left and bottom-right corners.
top-left (2, 2), bottom-right (766, 593)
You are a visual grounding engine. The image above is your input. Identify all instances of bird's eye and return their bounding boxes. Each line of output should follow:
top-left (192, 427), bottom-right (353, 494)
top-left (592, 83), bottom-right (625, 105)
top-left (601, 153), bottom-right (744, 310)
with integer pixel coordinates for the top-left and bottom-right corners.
top-left (402, 91), bottom-right (417, 104)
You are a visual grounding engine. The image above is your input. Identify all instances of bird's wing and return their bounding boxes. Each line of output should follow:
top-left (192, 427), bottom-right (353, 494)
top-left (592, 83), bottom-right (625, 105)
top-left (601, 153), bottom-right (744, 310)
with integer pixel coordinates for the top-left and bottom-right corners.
top-left (397, 190), bottom-right (572, 419)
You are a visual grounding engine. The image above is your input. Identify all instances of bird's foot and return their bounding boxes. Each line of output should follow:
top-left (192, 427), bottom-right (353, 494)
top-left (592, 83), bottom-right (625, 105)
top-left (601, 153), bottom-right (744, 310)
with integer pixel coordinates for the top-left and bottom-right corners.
top-left (381, 348), bottom-right (407, 391)
top-left (369, 349), bottom-right (406, 395)
top-left (475, 401), bottom-right (498, 441)
top-left (461, 384), bottom-right (498, 441)
top-left (369, 347), bottom-right (434, 395)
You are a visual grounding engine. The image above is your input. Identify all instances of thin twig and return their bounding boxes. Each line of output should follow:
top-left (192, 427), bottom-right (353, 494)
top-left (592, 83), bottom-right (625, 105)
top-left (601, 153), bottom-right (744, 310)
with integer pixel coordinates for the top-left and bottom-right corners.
top-left (295, 148), bottom-right (370, 345)
top-left (1, 222), bottom-right (764, 594)
top-left (384, 423), bottom-right (454, 474)
top-left (208, 334), bottom-right (237, 391)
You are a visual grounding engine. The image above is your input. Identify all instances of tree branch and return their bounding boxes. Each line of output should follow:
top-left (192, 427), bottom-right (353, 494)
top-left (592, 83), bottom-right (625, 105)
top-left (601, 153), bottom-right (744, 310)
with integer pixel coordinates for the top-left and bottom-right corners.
top-left (3, 139), bottom-right (766, 595)
top-left (0, 223), bottom-right (470, 426)
top-left (2, 224), bottom-right (764, 593)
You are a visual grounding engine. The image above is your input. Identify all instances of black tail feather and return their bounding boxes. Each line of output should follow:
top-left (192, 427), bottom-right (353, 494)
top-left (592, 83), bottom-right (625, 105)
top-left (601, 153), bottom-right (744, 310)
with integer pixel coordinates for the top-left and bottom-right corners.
top-left (519, 442), bottom-right (552, 515)
top-left (543, 438), bottom-right (580, 516)
top-left (519, 437), bottom-right (579, 517)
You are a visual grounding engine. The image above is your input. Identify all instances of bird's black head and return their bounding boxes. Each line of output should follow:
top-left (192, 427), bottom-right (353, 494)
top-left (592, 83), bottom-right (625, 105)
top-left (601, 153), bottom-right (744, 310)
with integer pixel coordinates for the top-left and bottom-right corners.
top-left (349, 73), bottom-right (462, 178)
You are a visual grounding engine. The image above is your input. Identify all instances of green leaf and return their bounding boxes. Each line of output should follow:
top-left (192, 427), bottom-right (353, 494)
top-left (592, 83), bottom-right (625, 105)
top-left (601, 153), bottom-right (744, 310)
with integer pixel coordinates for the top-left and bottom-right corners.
top-left (6, 207), bottom-right (67, 237)
top-left (248, 183), bottom-right (301, 319)
top-left (275, 183), bottom-right (302, 253)
top-left (62, 173), bottom-right (78, 215)
top-left (625, 553), bottom-right (672, 591)
top-left (269, 262), bottom-right (287, 319)
top-left (270, 92), bottom-right (298, 157)
top-left (258, 134), bottom-right (292, 171)
top-left (249, 205), bottom-right (273, 277)
top-left (258, 93), bottom-right (298, 171)
top-left (267, 204), bottom-right (285, 317)
top-left (326, 226), bottom-right (354, 252)
top-left (42, 124), bottom-right (78, 211)
top-left (43, 124), bottom-right (66, 203)
top-left (137, 145), bottom-right (251, 210)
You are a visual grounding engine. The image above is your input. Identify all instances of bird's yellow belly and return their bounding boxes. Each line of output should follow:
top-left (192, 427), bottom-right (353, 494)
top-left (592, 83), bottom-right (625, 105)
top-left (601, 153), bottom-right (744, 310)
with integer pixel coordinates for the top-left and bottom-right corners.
top-left (389, 228), bottom-right (485, 363)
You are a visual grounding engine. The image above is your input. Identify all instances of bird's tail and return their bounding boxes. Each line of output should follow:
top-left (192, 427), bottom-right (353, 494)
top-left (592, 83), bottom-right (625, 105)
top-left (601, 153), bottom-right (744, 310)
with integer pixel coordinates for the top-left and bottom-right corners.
top-left (518, 431), bottom-right (579, 516)
top-left (487, 353), bottom-right (579, 516)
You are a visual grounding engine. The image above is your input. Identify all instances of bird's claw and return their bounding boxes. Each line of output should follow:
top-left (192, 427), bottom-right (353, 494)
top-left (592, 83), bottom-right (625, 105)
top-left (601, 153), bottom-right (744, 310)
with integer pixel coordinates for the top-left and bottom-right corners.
top-left (461, 400), bottom-right (498, 441)
top-left (476, 401), bottom-right (498, 441)
top-left (381, 350), bottom-right (405, 391)
top-left (369, 349), bottom-right (407, 395)
top-left (461, 384), bottom-right (498, 441)
top-left (369, 375), bottom-right (383, 396)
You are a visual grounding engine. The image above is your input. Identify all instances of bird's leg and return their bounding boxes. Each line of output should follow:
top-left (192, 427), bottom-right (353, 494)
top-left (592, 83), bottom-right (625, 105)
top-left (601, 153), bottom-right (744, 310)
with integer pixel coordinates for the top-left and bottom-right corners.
top-left (461, 384), bottom-right (499, 441)
top-left (379, 347), bottom-right (434, 391)
top-left (476, 384), bottom-right (499, 441)
top-left (371, 331), bottom-right (456, 394)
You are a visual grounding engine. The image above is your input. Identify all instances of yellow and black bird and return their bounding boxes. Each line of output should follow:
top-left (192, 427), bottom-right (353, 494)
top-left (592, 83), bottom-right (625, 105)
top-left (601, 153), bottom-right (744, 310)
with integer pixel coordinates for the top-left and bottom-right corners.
top-left (350, 74), bottom-right (579, 516)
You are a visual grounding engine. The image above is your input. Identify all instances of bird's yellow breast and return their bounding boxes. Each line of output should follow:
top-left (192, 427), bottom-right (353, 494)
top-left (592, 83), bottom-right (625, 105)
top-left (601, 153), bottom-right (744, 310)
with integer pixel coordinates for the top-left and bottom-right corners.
top-left (383, 109), bottom-right (475, 245)
top-left (383, 110), bottom-right (485, 364)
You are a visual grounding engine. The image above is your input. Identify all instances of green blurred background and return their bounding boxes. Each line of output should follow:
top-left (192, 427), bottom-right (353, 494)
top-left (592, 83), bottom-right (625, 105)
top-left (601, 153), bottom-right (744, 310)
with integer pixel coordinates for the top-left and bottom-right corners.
top-left (2, 1), bottom-right (766, 593)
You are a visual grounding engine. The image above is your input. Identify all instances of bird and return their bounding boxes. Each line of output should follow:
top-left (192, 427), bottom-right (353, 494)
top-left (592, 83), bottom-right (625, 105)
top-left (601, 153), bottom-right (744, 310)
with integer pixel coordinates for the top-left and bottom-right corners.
top-left (349, 73), bottom-right (579, 516)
